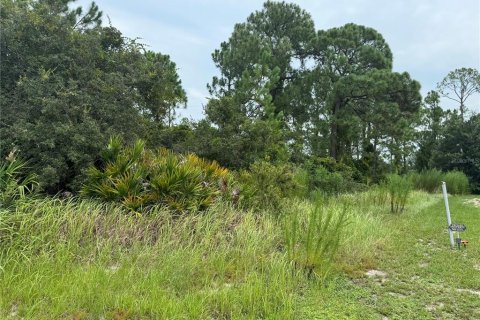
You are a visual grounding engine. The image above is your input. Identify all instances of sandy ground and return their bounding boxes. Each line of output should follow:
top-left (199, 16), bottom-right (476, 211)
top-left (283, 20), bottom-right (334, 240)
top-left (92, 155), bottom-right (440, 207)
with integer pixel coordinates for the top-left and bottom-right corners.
top-left (465, 198), bottom-right (480, 208)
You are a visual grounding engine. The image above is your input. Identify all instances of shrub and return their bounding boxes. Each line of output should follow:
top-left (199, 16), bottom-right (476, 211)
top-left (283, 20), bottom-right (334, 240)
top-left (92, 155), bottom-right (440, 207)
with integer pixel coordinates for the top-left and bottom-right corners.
top-left (283, 199), bottom-right (348, 279)
top-left (409, 169), bottom-right (443, 193)
top-left (303, 157), bottom-right (367, 195)
top-left (236, 160), bottom-right (301, 211)
top-left (444, 170), bottom-right (470, 195)
top-left (386, 174), bottom-right (412, 213)
top-left (82, 137), bottom-right (231, 213)
top-left (0, 150), bottom-right (37, 208)
top-left (310, 166), bottom-right (366, 195)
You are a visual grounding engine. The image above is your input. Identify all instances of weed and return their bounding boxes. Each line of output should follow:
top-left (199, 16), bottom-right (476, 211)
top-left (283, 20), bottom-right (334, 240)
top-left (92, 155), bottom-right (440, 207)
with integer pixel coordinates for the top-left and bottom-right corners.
top-left (386, 174), bottom-right (412, 213)
top-left (284, 199), bottom-right (348, 279)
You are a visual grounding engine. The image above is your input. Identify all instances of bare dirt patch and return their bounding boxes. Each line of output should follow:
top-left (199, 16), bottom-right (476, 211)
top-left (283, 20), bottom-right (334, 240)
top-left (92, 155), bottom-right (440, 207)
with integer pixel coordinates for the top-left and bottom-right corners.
top-left (456, 288), bottom-right (480, 296)
top-left (465, 198), bottom-right (480, 208)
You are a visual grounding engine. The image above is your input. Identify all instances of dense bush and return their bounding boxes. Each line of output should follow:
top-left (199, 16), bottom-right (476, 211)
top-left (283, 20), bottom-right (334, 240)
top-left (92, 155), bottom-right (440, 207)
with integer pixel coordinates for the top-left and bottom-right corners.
top-left (303, 157), bottom-right (366, 195)
top-left (386, 174), bottom-right (412, 213)
top-left (431, 114), bottom-right (480, 193)
top-left (236, 160), bottom-right (301, 211)
top-left (444, 170), bottom-right (470, 195)
top-left (0, 1), bottom-right (186, 192)
top-left (82, 137), bottom-right (231, 212)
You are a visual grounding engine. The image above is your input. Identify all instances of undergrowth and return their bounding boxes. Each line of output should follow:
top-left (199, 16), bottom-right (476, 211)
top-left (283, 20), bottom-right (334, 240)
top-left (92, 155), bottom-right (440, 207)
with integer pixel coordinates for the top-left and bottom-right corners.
top-left (0, 188), bottom-right (418, 318)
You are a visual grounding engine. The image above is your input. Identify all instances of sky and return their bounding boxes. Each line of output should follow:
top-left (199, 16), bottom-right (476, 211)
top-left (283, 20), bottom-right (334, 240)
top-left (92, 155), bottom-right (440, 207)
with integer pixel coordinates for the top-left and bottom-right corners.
top-left (77, 0), bottom-right (480, 119)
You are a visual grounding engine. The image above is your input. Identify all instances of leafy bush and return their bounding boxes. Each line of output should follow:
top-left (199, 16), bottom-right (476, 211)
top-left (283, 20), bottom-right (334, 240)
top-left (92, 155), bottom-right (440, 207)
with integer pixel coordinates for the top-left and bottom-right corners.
top-left (283, 199), bottom-right (348, 279)
top-left (236, 160), bottom-right (301, 211)
top-left (409, 169), bottom-right (443, 193)
top-left (303, 157), bottom-right (366, 195)
top-left (444, 170), bottom-right (470, 195)
top-left (0, 150), bottom-right (37, 208)
top-left (82, 137), bottom-right (231, 213)
top-left (386, 174), bottom-right (412, 213)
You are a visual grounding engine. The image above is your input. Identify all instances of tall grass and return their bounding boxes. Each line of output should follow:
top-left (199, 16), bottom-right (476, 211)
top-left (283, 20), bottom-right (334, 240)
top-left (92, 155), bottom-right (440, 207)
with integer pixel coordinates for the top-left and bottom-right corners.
top-left (409, 169), bottom-right (470, 195)
top-left (444, 170), bottom-right (470, 195)
top-left (0, 197), bottom-right (298, 319)
top-left (409, 169), bottom-right (443, 193)
top-left (1, 187), bottom-right (428, 318)
top-left (283, 198), bottom-right (348, 279)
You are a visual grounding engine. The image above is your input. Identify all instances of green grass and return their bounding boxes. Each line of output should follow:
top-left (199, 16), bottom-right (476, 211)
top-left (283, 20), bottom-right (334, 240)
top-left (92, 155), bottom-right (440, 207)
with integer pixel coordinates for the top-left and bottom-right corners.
top-left (300, 194), bottom-right (480, 319)
top-left (1, 192), bottom-right (479, 319)
top-left (1, 199), bottom-right (298, 319)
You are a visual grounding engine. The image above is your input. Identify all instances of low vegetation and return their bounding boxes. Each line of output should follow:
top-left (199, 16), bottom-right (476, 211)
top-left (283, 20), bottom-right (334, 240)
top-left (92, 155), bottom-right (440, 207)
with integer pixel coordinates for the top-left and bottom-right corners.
top-left (386, 174), bottom-right (413, 213)
top-left (0, 0), bottom-right (478, 318)
top-left (82, 137), bottom-right (231, 213)
top-left (2, 188), bottom-right (478, 319)
top-left (410, 169), bottom-right (470, 195)
top-left (0, 151), bottom-right (37, 208)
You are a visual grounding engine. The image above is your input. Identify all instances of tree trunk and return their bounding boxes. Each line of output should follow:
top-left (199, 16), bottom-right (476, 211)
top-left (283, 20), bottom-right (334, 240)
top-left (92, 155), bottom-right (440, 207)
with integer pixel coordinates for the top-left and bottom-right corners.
top-left (329, 100), bottom-right (341, 160)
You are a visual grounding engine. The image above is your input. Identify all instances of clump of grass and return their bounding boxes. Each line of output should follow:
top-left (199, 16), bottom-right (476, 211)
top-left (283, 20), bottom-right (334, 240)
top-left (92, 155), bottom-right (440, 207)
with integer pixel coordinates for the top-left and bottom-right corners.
top-left (283, 198), bottom-right (348, 279)
top-left (444, 170), bottom-right (470, 195)
top-left (409, 169), bottom-right (443, 193)
top-left (386, 174), bottom-right (412, 213)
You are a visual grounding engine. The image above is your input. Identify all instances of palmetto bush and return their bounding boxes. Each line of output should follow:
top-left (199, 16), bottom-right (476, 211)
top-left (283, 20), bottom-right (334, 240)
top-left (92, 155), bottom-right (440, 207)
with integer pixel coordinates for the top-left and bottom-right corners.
top-left (82, 137), bottom-right (231, 213)
top-left (0, 150), bottom-right (37, 208)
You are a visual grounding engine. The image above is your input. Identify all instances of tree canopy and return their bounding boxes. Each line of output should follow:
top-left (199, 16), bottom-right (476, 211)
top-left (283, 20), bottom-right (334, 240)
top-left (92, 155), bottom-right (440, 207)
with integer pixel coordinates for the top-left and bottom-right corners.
top-left (201, 1), bottom-right (422, 179)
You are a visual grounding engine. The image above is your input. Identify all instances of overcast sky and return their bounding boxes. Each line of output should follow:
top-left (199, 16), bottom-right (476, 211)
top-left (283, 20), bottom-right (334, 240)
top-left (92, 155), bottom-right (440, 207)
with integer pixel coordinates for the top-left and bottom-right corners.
top-left (78, 0), bottom-right (480, 119)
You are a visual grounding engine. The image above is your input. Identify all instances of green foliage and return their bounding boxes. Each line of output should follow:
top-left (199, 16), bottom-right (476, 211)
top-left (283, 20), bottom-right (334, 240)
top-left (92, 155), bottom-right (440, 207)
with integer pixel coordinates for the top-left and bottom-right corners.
top-left (0, 0), bottom-right (186, 192)
top-left (409, 169), bottom-right (470, 195)
top-left (416, 91), bottom-right (444, 171)
top-left (432, 113), bottom-right (480, 193)
top-left (206, 2), bottom-right (422, 176)
top-left (236, 160), bottom-right (301, 211)
top-left (283, 199), bottom-right (348, 279)
top-left (303, 157), bottom-right (366, 195)
top-left (409, 169), bottom-right (444, 193)
top-left (444, 170), bottom-right (470, 195)
top-left (82, 137), bottom-right (230, 213)
top-left (0, 150), bottom-right (37, 208)
top-left (386, 174), bottom-right (412, 213)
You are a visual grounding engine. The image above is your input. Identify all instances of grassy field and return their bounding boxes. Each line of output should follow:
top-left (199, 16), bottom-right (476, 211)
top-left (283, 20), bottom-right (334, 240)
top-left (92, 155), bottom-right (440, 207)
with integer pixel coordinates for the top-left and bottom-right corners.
top-left (1, 192), bottom-right (479, 319)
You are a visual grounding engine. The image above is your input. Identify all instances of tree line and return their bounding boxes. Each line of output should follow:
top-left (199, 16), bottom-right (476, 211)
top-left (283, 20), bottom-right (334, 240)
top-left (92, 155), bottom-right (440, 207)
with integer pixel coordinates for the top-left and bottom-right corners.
top-left (1, 0), bottom-right (479, 193)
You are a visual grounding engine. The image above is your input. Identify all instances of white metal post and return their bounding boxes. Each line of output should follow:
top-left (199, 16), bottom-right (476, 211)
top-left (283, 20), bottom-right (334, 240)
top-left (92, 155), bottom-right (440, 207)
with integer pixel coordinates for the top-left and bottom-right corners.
top-left (442, 181), bottom-right (455, 248)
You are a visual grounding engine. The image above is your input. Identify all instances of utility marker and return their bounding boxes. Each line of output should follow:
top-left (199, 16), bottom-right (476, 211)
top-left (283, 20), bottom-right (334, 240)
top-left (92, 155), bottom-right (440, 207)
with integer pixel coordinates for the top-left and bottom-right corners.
top-left (442, 181), bottom-right (467, 249)
top-left (442, 181), bottom-right (455, 248)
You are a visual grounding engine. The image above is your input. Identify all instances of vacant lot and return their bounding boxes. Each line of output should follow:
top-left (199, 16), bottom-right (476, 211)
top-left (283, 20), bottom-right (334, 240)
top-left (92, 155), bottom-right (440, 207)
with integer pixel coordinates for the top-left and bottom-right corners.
top-left (1, 193), bottom-right (478, 319)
